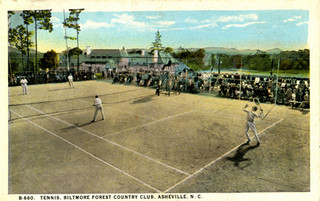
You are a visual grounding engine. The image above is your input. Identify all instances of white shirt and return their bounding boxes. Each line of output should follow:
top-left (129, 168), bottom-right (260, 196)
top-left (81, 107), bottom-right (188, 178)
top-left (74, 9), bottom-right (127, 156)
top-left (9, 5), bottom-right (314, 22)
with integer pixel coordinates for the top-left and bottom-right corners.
top-left (244, 108), bottom-right (263, 123)
top-left (94, 98), bottom-right (102, 106)
top-left (20, 79), bottom-right (28, 85)
top-left (68, 75), bottom-right (73, 81)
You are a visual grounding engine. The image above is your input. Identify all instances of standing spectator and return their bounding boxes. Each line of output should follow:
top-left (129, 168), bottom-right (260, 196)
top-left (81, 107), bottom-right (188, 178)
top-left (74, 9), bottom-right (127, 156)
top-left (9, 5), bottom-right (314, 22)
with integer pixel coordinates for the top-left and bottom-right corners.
top-left (20, 76), bottom-right (28, 95)
top-left (68, 74), bottom-right (74, 88)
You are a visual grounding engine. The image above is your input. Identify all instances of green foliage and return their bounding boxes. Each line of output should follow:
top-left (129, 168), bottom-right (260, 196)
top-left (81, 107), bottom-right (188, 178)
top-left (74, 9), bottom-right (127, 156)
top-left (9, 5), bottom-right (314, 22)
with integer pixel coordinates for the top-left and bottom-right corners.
top-left (173, 48), bottom-right (206, 71)
top-left (8, 11), bottom-right (15, 18)
top-left (21, 11), bottom-right (34, 25)
top-left (18, 10), bottom-right (54, 71)
top-left (63, 47), bottom-right (83, 57)
top-left (63, 9), bottom-right (84, 32)
top-left (8, 52), bottom-right (20, 73)
top-left (39, 50), bottom-right (59, 70)
top-left (278, 49), bottom-right (309, 70)
top-left (164, 47), bottom-right (173, 54)
top-left (244, 53), bottom-right (271, 71)
top-left (23, 10), bottom-right (53, 32)
top-left (209, 49), bottom-right (309, 72)
top-left (95, 73), bottom-right (103, 80)
top-left (128, 49), bottom-right (142, 54)
top-left (64, 36), bottom-right (77, 40)
top-left (9, 25), bottom-right (35, 71)
top-left (150, 30), bottom-right (163, 51)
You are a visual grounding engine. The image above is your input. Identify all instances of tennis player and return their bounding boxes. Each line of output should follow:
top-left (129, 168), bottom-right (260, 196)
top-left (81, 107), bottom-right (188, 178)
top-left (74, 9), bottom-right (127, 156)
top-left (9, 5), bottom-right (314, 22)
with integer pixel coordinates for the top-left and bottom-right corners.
top-left (20, 76), bottom-right (28, 95)
top-left (92, 95), bottom-right (105, 122)
top-left (243, 104), bottom-right (264, 146)
top-left (68, 74), bottom-right (74, 88)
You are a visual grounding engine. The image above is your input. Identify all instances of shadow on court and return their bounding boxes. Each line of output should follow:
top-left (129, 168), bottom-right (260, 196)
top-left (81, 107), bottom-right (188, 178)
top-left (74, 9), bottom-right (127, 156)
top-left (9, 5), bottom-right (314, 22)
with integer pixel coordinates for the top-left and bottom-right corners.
top-left (49, 88), bottom-right (73, 92)
top-left (226, 142), bottom-right (259, 168)
top-left (131, 95), bottom-right (154, 104)
top-left (61, 120), bottom-right (104, 130)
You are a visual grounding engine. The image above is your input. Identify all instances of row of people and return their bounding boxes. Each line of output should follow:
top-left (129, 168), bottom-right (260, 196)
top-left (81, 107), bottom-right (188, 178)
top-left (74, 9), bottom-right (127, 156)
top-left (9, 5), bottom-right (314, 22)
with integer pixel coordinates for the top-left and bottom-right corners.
top-left (9, 70), bottom-right (96, 86)
top-left (111, 71), bottom-right (310, 108)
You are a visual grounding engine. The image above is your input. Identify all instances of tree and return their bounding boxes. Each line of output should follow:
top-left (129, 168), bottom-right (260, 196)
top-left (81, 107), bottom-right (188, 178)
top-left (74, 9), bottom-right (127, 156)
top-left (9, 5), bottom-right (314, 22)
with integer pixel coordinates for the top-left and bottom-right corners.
top-left (150, 30), bottom-right (164, 53)
top-left (128, 49), bottom-right (142, 54)
top-left (9, 25), bottom-right (34, 71)
top-left (8, 11), bottom-right (16, 45)
top-left (164, 47), bottom-right (173, 55)
top-left (23, 10), bottom-right (53, 74)
top-left (39, 50), bottom-right (59, 70)
top-left (63, 47), bottom-right (83, 57)
top-left (63, 9), bottom-right (84, 70)
top-left (21, 10), bottom-right (36, 72)
top-left (210, 54), bottom-right (216, 71)
top-left (8, 52), bottom-right (20, 74)
top-left (173, 48), bottom-right (206, 71)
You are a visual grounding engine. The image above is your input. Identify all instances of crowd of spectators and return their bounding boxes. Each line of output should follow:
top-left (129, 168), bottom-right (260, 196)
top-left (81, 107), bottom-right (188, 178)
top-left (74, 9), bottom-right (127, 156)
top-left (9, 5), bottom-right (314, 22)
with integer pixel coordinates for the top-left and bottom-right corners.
top-left (9, 70), bottom-right (96, 86)
top-left (110, 70), bottom-right (310, 108)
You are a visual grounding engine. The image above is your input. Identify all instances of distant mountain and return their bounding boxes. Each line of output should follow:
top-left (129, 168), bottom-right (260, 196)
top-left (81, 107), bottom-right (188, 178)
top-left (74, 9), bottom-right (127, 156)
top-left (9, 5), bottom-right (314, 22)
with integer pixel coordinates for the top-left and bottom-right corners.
top-left (173, 47), bottom-right (282, 55)
top-left (8, 46), bottom-right (283, 55)
top-left (8, 46), bottom-right (39, 54)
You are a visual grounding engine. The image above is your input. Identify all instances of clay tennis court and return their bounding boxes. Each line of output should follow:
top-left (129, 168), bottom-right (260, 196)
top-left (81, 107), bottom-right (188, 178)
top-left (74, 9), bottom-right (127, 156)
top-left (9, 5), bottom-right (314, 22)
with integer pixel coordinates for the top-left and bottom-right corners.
top-left (8, 80), bottom-right (310, 193)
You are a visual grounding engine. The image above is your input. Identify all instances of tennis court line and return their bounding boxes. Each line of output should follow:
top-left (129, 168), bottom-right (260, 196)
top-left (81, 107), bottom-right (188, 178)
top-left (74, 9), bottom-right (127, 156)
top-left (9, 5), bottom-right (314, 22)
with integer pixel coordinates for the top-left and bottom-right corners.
top-left (104, 110), bottom-right (196, 137)
top-left (164, 118), bottom-right (284, 193)
top-left (10, 110), bottom-right (161, 193)
top-left (10, 97), bottom-right (190, 176)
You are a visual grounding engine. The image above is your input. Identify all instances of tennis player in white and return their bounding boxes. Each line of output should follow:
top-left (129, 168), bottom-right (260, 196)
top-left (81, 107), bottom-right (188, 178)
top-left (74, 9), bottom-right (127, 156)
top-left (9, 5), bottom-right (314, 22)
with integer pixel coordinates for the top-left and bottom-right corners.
top-left (20, 77), bottom-right (28, 95)
top-left (68, 74), bottom-right (74, 88)
top-left (92, 95), bottom-right (105, 122)
top-left (243, 104), bottom-right (264, 146)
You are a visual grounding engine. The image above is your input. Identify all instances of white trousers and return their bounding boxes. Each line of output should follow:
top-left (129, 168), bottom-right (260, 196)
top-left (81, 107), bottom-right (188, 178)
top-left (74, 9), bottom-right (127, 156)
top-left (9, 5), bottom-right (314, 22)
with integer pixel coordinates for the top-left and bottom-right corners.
top-left (245, 121), bottom-right (260, 142)
top-left (21, 84), bottom-right (28, 94)
top-left (93, 105), bottom-right (105, 121)
top-left (68, 80), bottom-right (74, 88)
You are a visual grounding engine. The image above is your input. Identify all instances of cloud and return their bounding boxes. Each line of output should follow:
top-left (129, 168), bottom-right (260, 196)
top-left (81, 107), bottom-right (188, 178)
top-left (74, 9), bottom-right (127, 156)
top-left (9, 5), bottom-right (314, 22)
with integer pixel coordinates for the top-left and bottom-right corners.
top-left (190, 23), bottom-right (217, 29)
top-left (51, 16), bottom-right (62, 28)
top-left (184, 17), bottom-right (198, 23)
top-left (283, 15), bottom-right (302, 23)
top-left (53, 24), bottom-right (62, 28)
top-left (51, 16), bottom-right (60, 23)
top-left (111, 14), bottom-right (148, 28)
top-left (222, 21), bottom-right (266, 29)
top-left (296, 21), bottom-right (308, 26)
top-left (217, 13), bottom-right (258, 22)
top-left (146, 15), bottom-right (161, 20)
top-left (155, 20), bottom-right (176, 27)
top-left (80, 20), bottom-right (113, 29)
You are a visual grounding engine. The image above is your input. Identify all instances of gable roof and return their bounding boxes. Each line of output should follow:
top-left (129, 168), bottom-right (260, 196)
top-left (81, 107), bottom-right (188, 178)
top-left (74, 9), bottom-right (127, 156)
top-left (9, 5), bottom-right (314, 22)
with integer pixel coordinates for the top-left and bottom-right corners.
top-left (89, 49), bottom-right (121, 58)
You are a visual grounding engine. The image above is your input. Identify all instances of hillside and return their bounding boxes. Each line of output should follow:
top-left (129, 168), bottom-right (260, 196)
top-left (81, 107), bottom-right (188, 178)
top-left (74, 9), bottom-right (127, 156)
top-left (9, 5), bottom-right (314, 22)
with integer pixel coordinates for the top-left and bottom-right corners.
top-left (174, 47), bottom-right (282, 55)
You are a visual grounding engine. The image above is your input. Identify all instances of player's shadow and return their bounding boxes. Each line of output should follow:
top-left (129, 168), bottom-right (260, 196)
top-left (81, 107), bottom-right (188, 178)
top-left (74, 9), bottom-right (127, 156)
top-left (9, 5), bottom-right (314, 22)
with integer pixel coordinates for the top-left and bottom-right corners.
top-left (49, 88), bottom-right (72, 92)
top-left (61, 121), bottom-right (99, 130)
top-left (226, 142), bottom-right (259, 168)
top-left (299, 108), bottom-right (310, 115)
top-left (131, 95), bottom-right (154, 104)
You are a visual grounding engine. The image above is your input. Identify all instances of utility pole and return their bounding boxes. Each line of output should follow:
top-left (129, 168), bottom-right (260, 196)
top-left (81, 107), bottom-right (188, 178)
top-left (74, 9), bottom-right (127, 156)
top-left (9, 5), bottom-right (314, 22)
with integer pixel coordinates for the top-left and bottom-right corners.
top-left (274, 57), bottom-right (280, 104)
top-left (218, 54), bottom-right (221, 74)
top-left (63, 9), bottom-right (69, 71)
top-left (239, 56), bottom-right (242, 100)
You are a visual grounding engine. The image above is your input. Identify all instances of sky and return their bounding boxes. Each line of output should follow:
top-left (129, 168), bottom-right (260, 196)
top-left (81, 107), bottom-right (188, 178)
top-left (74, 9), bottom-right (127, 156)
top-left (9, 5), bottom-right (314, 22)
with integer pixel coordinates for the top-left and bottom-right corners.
top-left (9, 10), bottom-right (309, 53)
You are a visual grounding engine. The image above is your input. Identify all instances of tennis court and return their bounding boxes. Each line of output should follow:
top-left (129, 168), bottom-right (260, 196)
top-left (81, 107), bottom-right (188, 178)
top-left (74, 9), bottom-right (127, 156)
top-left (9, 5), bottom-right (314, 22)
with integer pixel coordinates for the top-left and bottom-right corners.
top-left (8, 80), bottom-right (310, 193)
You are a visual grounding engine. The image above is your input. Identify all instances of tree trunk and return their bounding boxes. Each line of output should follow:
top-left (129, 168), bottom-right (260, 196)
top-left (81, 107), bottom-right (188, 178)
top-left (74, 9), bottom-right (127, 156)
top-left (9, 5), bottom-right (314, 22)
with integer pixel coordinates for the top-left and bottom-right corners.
top-left (35, 17), bottom-right (38, 84)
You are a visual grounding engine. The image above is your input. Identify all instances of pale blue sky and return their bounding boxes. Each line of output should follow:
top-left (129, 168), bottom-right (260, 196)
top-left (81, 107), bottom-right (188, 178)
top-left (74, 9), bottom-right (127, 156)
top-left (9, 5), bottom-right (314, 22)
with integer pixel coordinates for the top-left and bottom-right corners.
top-left (9, 10), bottom-right (309, 53)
